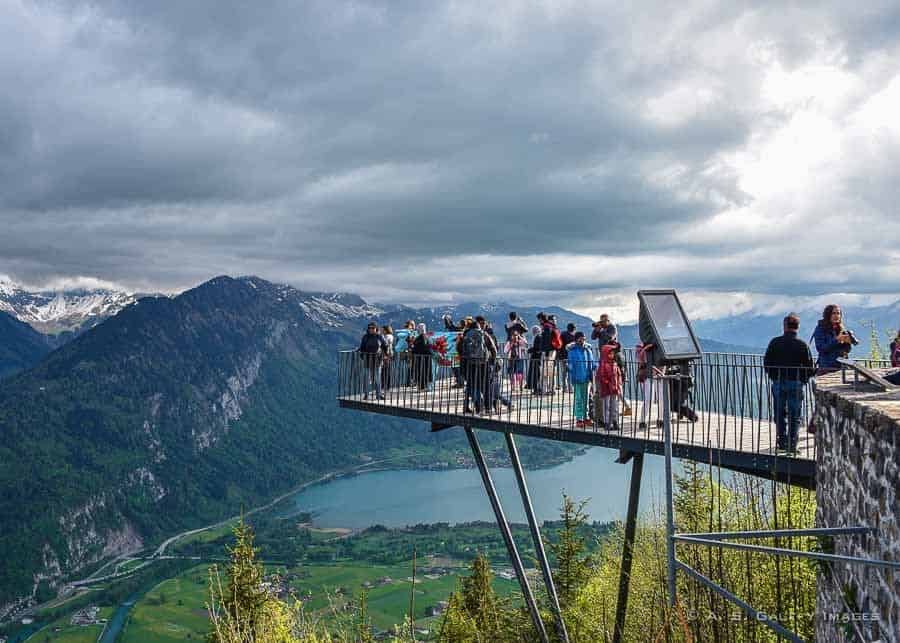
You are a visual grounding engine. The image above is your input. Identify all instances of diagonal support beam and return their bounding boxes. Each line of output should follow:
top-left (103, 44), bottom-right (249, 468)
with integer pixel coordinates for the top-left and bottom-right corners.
top-left (613, 452), bottom-right (644, 643)
top-left (465, 428), bottom-right (549, 643)
top-left (505, 433), bottom-right (569, 643)
top-left (676, 560), bottom-right (803, 643)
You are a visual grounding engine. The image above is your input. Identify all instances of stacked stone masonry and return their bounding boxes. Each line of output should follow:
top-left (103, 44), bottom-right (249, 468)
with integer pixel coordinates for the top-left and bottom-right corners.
top-left (814, 371), bottom-right (900, 643)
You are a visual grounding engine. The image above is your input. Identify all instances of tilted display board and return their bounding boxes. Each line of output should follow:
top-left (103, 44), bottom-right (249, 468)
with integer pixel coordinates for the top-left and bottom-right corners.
top-left (637, 289), bottom-right (703, 362)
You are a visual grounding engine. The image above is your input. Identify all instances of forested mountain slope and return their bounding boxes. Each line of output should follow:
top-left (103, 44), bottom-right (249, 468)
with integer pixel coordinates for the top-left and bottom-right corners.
top-left (0, 311), bottom-right (53, 379)
top-left (0, 276), bottom-right (445, 607)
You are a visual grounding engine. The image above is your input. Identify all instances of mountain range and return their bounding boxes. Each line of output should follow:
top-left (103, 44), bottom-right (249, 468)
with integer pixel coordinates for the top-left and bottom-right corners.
top-left (0, 280), bottom-right (765, 381)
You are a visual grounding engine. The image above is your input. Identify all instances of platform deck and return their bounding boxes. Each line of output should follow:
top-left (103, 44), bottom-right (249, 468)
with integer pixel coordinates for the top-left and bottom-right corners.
top-left (338, 376), bottom-right (816, 487)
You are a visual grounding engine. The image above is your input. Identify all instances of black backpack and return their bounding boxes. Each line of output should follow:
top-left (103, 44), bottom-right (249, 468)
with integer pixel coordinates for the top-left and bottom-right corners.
top-left (460, 328), bottom-right (487, 360)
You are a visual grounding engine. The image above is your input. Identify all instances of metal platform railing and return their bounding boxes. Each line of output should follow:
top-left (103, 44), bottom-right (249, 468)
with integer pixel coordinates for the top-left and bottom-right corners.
top-left (338, 347), bottom-right (834, 460)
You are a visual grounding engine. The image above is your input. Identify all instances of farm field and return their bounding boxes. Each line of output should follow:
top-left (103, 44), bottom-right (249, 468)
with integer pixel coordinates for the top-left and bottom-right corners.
top-left (110, 558), bottom-right (519, 638)
top-left (287, 560), bottom-right (469, 630)
top-left (119, 568), bottom-right (210, 643)
top-left (25, 607), bottom-right (114, 643)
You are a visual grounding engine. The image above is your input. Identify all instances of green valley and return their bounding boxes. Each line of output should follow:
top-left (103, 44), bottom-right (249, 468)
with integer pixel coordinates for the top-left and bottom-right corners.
top-left (8, 517), bottom-right (613, 642)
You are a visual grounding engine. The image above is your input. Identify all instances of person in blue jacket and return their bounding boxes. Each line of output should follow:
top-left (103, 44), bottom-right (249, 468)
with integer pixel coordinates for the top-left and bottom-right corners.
top-left (812, 304), bottom-right (854, 372)
top-left (567, 332), bottom-right (596, 427)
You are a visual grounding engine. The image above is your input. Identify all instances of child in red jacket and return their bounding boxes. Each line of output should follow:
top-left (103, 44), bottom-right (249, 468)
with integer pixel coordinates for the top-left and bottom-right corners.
top-left (596, 344), bottom-right (623, 430)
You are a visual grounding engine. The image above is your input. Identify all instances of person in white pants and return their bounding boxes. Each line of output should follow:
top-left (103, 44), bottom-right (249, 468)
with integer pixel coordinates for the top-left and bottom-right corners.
top-left (637, 343), bottom-right (662, 429)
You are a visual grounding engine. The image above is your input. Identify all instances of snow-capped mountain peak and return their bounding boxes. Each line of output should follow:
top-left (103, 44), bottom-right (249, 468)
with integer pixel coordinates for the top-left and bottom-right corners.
top-left (235, 276), bottom-right (382, 328)
top-left (0, 278), bottom-right (137, 334)
top-left (0, 278), bottom-right (18, 297)
top-left (297, 295), bottom-right (383, 328)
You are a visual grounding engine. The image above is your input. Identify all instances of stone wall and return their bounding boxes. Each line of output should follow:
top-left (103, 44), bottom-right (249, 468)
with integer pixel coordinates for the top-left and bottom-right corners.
top-left (814, 371), bottom-right (900, 643)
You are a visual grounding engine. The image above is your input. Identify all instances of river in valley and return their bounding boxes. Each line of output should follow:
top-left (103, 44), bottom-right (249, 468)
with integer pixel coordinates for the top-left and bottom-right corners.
top-left (279, 447), bottom-right (676, 528)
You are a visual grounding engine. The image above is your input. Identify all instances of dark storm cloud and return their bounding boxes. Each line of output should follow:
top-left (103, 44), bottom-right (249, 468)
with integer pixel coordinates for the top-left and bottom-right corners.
top-left (0, 0), bottom-right (898, 308)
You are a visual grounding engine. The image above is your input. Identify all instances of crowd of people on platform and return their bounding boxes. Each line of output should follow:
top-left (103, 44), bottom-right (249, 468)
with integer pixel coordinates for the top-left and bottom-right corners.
top-left (358, 310), bottom-right (630, 429)
top-left (358, 303), bottom-right (900, 454)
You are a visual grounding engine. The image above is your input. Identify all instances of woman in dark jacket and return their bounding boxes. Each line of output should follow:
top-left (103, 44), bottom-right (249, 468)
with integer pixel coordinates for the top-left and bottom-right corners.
top-left (412, 323), bottom-right (434, 390)
top-left (890, 330), bottom-right (900, 367)
top-left (812, 304), bottom-right (853, 372)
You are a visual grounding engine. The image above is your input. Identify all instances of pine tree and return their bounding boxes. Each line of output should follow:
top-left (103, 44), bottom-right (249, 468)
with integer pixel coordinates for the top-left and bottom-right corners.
top-left (547, 494), bottom-right (592, 608)
top-left (356, 589), bottom-right (374, 643)
top-left (460, 554), bottom-right (500, 632)
top-left (226, 516), bottom-right (269, 629)
top-left (436, 589), bottom-right (479, 642)
top-left (437, 553), bottom-right (511, 642)
top-left (207, 516), bottom-right (272, 643)
top-left (863, 320), bottom-right (886, 361)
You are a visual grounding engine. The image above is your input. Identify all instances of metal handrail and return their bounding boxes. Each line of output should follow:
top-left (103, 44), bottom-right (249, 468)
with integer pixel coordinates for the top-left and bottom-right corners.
top-left (337, 348), bottom-right (826, 458)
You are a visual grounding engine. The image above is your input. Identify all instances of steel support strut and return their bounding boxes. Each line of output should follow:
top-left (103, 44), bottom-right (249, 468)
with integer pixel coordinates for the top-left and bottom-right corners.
top-left (465, 428), bottom-right (549, 643)
top-left (662, 374), bottom-right (677, 608)
top-left (612, 452), bottom-right (644, 643)
top-left (505, 433), bottom-right (569, 643)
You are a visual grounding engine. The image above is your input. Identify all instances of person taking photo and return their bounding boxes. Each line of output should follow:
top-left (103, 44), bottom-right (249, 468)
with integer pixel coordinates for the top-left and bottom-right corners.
top-left (812, 304), bottom-right (855, 373)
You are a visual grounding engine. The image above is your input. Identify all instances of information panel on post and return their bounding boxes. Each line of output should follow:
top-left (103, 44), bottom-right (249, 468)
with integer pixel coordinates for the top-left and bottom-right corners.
top-left (637, 289), bottom-right (702, 362)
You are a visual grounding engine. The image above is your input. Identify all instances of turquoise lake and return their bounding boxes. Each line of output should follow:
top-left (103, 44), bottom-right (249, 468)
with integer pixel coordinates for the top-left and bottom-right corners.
top-left (280, 448), bottom-right (676, 528)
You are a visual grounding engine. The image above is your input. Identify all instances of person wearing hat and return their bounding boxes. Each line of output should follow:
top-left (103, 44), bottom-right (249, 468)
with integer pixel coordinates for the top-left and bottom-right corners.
top-left (567, 331), bottom-right (596, 428)
top-left (597, 343), bottom-right (623, 431)
top-left (358, 322), bottom-right (388, 400)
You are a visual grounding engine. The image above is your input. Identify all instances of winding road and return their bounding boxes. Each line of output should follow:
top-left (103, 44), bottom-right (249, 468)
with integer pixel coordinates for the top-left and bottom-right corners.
top-left (5, 451), bottom-right (427, 627)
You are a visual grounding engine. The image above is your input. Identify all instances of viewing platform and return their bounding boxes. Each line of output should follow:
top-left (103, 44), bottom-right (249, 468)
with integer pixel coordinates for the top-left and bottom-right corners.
top-left (338, 343), bottom-right (900, 643)
top-left (338, 349), bottom-right (818, 488)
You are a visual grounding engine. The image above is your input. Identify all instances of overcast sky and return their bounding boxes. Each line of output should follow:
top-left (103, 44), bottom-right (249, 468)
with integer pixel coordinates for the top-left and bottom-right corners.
top-left (1, 0), bottom-right (898, 321)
